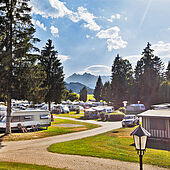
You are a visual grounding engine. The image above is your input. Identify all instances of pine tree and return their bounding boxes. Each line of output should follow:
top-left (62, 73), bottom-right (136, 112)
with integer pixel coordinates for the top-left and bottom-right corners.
top-left (79, 86), bottom-right (88, 102)
top-left (134, 42), bottom-right (164, 108)
top-left (111, 54), bottom-right (133, 108)
top-left (38, 39), bottom-right (65, 111)
top-left (159, 62), bottom-right (170, 103)
top-left (166, 61), bottom-right (170, 81)
top-left (101, 81), bottom-right (111, 103)
top-left (94, 76), bottom-right (103, 102)
top-left (0, 0), bottom-right (39, 134)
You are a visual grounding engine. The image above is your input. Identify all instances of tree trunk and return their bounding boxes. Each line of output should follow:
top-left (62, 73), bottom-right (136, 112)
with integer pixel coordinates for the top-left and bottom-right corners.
top-left (5, 0), bottom-right (13, 134)
top-left (48, 101), bottom-right (51, 111)
top-left (6, 93), bottom-right (11, 134)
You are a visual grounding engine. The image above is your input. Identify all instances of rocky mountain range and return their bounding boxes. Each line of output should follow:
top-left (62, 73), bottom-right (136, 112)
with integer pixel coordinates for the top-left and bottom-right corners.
top-left (66, 72), bottom-right (110, 89)
top-left (65, 82), bottom-right (94, 94)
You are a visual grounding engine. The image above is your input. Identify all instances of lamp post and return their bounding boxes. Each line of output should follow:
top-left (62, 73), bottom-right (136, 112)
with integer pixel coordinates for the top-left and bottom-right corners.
top-left (130, 125), bottom-right (151, 170)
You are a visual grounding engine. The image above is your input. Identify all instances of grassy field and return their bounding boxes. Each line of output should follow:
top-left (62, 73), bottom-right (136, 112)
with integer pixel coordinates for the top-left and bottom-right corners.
top-left (48, 127), bottom-right (170, 168)
top-left (56, 111), bottom-right (84, 119)
top-left (0, 118), bottom-right (99, 142)
top-left (0, 161), bottom-right (64, 170)
top-left (77, 94), bottom-right (95, 101)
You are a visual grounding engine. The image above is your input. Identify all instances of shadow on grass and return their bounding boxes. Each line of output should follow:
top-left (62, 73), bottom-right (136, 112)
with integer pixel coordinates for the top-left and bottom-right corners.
top-left (147, 139), bottom-right (170, 151)
top-left (0, 134), bottom-right (6, 149)
top-left (129, 139), bottom-right (170, 151)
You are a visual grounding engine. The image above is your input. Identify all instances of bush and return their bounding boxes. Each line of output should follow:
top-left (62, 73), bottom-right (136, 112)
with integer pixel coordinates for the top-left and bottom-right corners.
top-left (108, 114), bottom-right (125, 121)
top-left (99, 112), bottom-right (125, 121)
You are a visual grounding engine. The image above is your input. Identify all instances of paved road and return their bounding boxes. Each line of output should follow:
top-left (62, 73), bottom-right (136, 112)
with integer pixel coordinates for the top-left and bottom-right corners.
top-left (0, 117), bottom-right (167, 170)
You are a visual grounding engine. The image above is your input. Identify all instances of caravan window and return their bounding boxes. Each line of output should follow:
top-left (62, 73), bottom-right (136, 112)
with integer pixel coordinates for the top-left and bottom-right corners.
top-left (12, 116), bottom-right (24, 122)
top-left (11, 115), bottom-right (33, 122)
top-left (40, 114), bottom-right (49, 119)
top-left (24, 115), bottom-right (33, 120)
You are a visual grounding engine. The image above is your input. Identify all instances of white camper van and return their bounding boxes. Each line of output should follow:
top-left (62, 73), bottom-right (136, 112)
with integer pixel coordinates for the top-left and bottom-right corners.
top-left (0, 109), bottom-right (51, 131)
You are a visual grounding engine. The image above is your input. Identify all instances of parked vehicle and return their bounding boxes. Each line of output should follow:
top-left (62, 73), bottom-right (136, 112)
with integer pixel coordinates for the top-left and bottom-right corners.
top-left (126, 104), bottom-right (145, 114)
top-left (61, 105), bottom-right (70, 113)
top-left (121, 115), bottom-right (139, 127)
top-left (0, 109), bottom-right (51, 131)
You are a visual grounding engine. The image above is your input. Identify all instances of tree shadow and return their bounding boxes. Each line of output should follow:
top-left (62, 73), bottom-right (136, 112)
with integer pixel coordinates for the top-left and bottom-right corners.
top-left (147, 138), bottom-right (170, 151)
top-left (129, 139), bottom-right (170, 151)
top-left (0, 134), bottom-right (6, 149)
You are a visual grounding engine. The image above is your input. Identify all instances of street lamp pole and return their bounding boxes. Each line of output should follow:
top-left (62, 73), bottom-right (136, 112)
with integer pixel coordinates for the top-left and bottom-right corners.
top-left (130, 125), bottom-right (151, 170)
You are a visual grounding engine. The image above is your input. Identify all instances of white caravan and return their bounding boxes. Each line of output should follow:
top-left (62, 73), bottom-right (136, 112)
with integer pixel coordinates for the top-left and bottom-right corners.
top-left (0, 109), bottom-right (51, 131)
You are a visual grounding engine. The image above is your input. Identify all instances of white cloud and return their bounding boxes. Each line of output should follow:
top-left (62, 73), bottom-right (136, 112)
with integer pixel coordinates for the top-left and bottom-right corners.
top-left (58, 55), bottom-right (70, 62)
top-left (123, 41), bottom-right (170, 68)
top-left (152, 41), bottom-right (170, 58)
top-left (123, 55), bottom-right (141, 68)
top-left (35, 20), bottom-right (47, 31)
top-left (107, 14), bottom-right (121, 22)
top-left (50, 25), bottom-right (59, 37)
top-left (30, 0), bottom-right (100, 31)
top-left (96, 27), bottom-right (127, 51)
top-left (49, 0), bottom-right (72, 18)
top-left (76, 7), bottom-right (101, 31)
top-left (78, 65), bottom-right (111, 76)
top-left (86, 34), bottom-right (90, 38)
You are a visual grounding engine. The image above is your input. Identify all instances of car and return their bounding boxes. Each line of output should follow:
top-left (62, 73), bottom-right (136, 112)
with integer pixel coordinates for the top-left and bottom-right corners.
top-left (121, 115), bottom-right (139, 127)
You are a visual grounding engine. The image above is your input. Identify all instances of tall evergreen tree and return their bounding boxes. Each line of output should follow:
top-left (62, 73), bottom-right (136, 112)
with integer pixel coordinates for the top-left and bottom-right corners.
top-left (101, 81), bottom-right (111, 103)
top-left (166, 61), bottom-right (170, 81)
top-left (159, 62), bottom-right (170, 103)
top-left (111, 54), bottom-right (133, 108)
top-left (94, 76), bottom-right (103, 102)
top-left (0, 0), bottom-right (39, 134)
top-left (79, 86), bottom-right (88, 102)
top-left (38, 39), bottom-right (65, 111)
top-left (134, 42), bottom-right (164, 108)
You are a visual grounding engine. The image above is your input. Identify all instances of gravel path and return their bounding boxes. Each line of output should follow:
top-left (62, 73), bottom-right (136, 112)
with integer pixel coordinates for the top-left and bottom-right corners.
top-left (0, 117), bottom-right (168, 170)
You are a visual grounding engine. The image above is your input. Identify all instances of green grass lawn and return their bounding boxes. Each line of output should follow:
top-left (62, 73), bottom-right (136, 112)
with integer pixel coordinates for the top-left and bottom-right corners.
top-left (0, 118), bottom-right (99, 141)
top-left (56, 111), bottom-right (84, 119)
top-left (0, 161), bottom-right (64, 170)
top-left (76, 94), bottom-right (95, 101)
top-left (48, 127), bottom-right (170, 168)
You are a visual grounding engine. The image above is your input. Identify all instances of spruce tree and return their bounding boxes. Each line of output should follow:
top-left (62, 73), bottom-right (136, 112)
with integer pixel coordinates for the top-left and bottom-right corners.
top-left (94, 76), bottom-right (103, 102)
top-left (111, 54), bottom-right (133, 108)
top-left (38, 39), bottom-right (65, 111)
top-left (134, 42), bottom-right (164, 108)
top-left (0, 0), bottom-right (39, 134)
top-left (101, 81), bottom-right (111, 103)
top-left (166, 61), bottom-right (170, 81)
top-left (80, 86), bottom-right (88, 102)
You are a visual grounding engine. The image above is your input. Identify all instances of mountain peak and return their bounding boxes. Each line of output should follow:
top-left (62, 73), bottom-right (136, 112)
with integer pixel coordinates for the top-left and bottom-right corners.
top-left (66, 72), bottom-right (110, 88)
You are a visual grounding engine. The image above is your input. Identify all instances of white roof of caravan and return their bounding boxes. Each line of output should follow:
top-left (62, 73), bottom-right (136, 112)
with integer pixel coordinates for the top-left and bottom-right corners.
top-left (138, 109), bottom-right (170, 118)
top-left (129, 104), bottom-right (145, 107)
top-left (85, 108), bottom-right (96, 112)
top-left (3, 109), bottom-right (50, 116)
top-left (0, 105), bottom-right (7, 110)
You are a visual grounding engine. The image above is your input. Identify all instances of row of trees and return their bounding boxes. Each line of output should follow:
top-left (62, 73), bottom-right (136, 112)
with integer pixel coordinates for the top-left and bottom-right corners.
top-left (94, 43), bottom-right (170, 109)
top-left (0, 0), bottom-right (65, 134)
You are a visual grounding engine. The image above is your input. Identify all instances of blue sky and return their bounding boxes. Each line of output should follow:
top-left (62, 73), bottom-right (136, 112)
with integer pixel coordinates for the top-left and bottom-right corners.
top-left (29, 0), bottom-right (170, 78)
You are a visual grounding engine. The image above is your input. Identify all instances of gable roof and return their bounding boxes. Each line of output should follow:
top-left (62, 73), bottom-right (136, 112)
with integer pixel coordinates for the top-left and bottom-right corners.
top-left (138, 109), bottom-right (170, 118)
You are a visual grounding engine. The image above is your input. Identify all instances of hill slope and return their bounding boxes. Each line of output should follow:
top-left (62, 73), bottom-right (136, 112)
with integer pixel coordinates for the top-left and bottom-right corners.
top-left (66, 72), bottom-right (110, 88)
top-left (65, 82), bottom-right (94, 94)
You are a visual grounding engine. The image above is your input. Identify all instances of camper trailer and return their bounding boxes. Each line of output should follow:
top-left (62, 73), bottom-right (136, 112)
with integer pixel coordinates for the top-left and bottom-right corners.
top-left (0, 109), bottom-right (51, 131)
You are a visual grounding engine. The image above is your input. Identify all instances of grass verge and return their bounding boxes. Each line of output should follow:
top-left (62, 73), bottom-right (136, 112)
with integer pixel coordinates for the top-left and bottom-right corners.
top-left (0, 118), bottom-right (100, 142)
top-left (48, 127), bottom-right (170, 168)
top-left (56, 111), bottom-right (84, 119)
top-left (0, 161), bottom-right (64, 170)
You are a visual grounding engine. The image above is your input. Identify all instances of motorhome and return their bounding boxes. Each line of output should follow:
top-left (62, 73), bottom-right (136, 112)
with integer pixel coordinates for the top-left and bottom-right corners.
top-left (126, 104), bottom-right (145, 114)
top-left (0, 109), bottom-right (51, 131)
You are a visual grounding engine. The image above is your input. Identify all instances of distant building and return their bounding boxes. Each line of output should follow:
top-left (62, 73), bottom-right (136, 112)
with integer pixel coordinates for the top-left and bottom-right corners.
top-left (138, 104), bottom-right (170, 140)
top-left (126, 104), bottom-right (146, 114)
